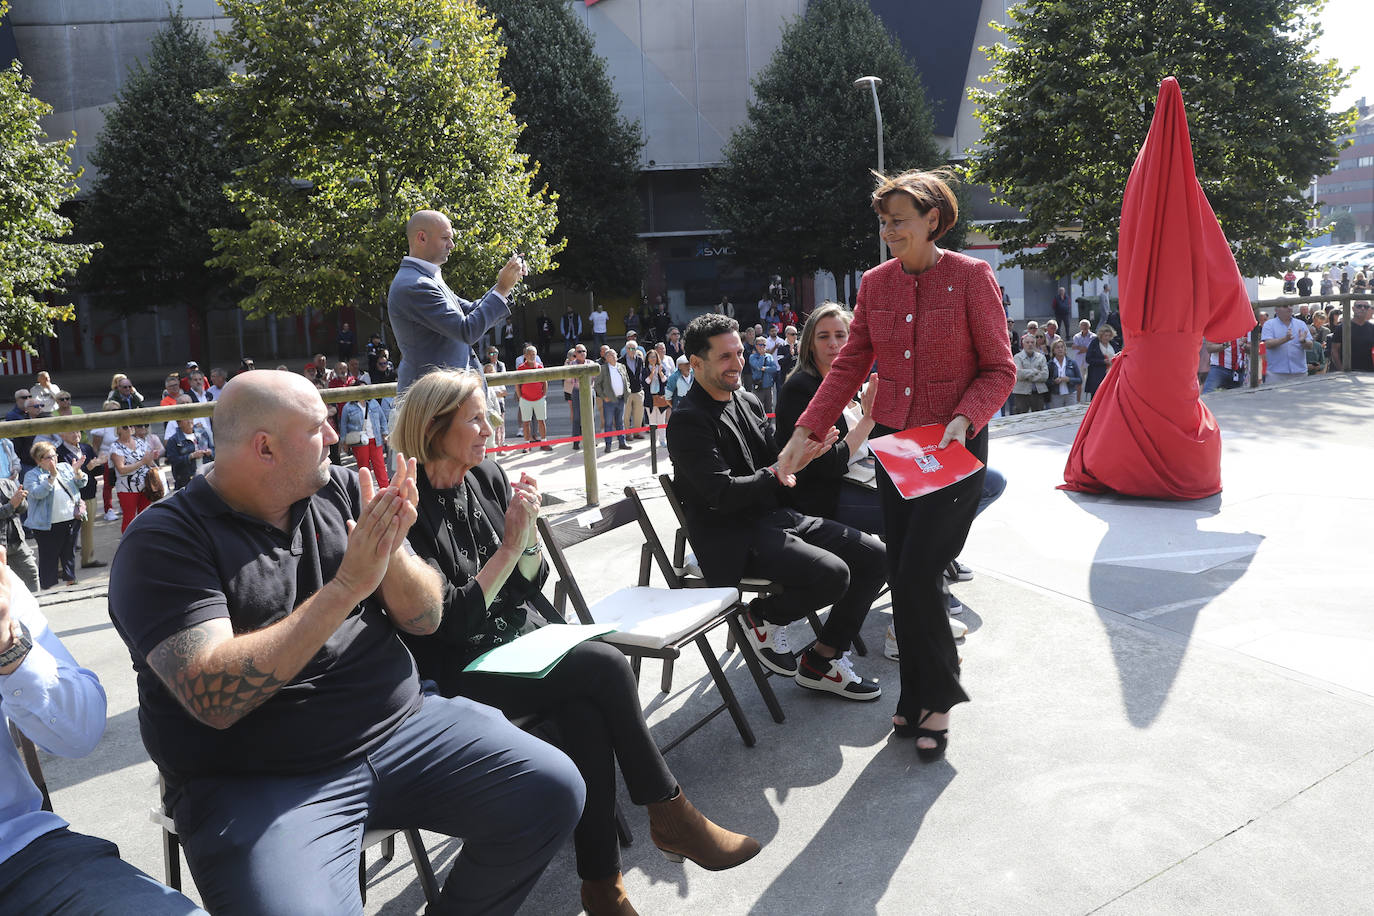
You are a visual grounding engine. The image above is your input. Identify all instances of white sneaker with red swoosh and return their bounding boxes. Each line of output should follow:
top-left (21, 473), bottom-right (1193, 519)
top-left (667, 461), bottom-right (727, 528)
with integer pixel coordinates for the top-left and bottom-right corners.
top-left (739, 606), bottom-right (797, 676)
top-left (794, 650), bottom-right (881, 701)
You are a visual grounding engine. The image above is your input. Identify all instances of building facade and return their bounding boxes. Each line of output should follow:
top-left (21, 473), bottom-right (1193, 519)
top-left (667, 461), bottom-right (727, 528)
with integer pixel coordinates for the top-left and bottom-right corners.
top-left (1314, 98), bottom-right (1374, 244)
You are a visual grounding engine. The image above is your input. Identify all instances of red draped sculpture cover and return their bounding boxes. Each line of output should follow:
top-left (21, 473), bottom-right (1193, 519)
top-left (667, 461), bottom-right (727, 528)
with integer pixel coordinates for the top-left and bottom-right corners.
top-left (1061, 77), bottom-right (1257, 499)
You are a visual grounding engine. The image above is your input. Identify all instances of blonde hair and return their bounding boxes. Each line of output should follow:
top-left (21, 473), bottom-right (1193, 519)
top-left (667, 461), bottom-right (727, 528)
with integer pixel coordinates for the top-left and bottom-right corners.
top-left (389, 369), bottom-right (484, 465)
top-left (30, 440), bottom-right (56, 463)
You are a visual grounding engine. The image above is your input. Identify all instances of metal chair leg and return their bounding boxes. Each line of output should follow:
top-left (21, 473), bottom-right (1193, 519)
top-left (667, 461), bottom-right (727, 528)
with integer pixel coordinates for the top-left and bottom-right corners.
top-left (402, 828), bottom-right (441, 906)
top-left (615, 801), bottom-right (635, 848)
top-left (162, 828), bottom-right (181, 891)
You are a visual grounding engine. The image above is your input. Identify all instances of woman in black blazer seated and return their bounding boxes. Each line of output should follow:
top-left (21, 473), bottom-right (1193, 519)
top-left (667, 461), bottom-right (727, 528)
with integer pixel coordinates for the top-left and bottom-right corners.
top-left (773, 302), bottom-right (880, 535)
top-left (389, 369), bottom-right (757, 916)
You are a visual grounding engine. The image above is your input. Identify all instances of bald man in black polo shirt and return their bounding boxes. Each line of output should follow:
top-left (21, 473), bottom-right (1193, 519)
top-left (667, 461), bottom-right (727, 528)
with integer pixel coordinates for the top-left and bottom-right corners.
top-left (109, 371), bottom-right (583, 915)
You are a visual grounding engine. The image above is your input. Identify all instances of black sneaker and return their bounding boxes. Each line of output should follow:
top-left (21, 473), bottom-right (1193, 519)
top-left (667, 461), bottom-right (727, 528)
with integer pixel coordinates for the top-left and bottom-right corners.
top-left (795, 650), bottom-right (881, 701)
top-left (739, 606), bottom-right (797, 676)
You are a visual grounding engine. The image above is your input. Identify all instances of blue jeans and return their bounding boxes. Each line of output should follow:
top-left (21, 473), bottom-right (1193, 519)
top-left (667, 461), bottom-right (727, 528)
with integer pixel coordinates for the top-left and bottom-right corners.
top-left (1202, 364), bottom-right (1233, 393)
top-left (601, 398), bottom-right (627, 448)
top-left (0, 828), bottom-right (206, 915)
top-left (168, 693), bottom-right (585, 916)
top-left (977, 466), bottom-right (1006, 517)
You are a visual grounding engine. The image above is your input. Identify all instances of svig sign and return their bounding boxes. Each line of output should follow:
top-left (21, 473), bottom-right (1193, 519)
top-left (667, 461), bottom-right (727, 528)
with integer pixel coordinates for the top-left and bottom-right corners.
top-left (694, 243), bottom-right (736, 258)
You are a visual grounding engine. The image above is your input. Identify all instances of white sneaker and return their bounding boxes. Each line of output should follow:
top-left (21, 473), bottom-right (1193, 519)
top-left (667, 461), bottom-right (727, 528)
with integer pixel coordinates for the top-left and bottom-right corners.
top-left (739, 606), bottom-right (797, 676)
top-left (885, 620), bottom-right (967, 661)
top-left (795, 650), bottom-right (881, 700)
top-left (103, 509), bottom-right (120, 522)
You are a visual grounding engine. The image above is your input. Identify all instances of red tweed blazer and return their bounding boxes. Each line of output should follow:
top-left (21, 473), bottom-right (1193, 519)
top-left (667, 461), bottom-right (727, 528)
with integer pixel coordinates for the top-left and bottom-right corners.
top-left (797, 251), bottom-right (1015, 437)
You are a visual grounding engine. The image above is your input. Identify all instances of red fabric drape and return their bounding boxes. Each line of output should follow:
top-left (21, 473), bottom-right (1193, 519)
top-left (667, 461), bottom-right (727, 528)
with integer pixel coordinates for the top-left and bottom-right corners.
top-left (1061, 78), bottom-right (1256, 499)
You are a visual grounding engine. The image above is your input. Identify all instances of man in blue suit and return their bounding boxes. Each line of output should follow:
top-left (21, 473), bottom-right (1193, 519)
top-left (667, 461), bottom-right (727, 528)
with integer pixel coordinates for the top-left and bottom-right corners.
top-left (388, 209), bottom-right (527, 393)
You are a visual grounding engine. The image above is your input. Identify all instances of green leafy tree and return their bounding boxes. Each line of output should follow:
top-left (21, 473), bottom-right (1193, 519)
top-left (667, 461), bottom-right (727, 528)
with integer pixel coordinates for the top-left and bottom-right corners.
top-left (967, 0), bottom-right (1353, 280)
top-left (481, 0), bottom-right (645, 295)
top-left (707, 0), bottom-right (944, 285)
top-left (0, 0), bottom-right (95, 351)
top-left (206, 0), bottom-right (561, 320)
top-left (80, 9), bottom-right (242, 321)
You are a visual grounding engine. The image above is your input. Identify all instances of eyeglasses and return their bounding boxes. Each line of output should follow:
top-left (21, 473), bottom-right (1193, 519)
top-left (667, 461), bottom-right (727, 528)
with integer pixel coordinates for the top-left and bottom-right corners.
top-left (57, 397), bottom-right (71, 402)
top-left (118, 384), bottom-right (133, 389)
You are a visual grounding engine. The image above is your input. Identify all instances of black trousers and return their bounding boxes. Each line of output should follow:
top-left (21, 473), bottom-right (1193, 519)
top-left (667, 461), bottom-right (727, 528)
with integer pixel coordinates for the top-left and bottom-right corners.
top-left (450, 639), bottom-right (676, 881)
top-left (745, 509), bottom-right (887, 654)
top-left (34, 518), bottom-right (77, 589)
top-left (876, 424), bottom-right (988, 721)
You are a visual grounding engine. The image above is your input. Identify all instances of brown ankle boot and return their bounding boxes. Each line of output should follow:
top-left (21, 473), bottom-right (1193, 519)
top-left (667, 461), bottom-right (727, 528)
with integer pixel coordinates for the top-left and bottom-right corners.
top-left (580, 873), bottom-right (638, 916)
top-left (647, 790), bottom-right (761, 871)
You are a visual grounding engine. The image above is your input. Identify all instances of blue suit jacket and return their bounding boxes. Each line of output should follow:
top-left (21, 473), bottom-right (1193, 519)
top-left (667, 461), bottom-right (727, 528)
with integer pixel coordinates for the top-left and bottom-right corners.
top-left (388, 257), bottom-right (510, 393)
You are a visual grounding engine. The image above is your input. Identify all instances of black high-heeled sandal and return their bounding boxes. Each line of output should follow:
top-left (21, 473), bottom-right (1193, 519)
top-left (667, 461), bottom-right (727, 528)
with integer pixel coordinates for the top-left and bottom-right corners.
top-left (914, 710), bottom-right (948, 762)
top-left (892, 716), bottom-right (917, 739)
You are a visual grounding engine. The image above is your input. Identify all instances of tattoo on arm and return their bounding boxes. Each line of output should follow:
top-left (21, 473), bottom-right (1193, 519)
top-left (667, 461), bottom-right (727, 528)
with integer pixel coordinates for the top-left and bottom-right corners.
top-left (395, 603), bottom-right (442, 635)
top-left (148, 622), bottom-right (289, 729)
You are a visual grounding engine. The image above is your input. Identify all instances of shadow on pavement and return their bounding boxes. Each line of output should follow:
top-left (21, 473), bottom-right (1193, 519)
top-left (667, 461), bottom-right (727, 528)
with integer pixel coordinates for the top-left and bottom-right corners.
top-left (1071, 493), bottom-right (1263, 728)
top-left (749, 746), bottom-right (955, 915)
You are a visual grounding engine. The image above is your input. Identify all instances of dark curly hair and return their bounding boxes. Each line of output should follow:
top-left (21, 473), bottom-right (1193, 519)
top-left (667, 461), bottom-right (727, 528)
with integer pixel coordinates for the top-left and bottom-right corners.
top-left (684, 313), bottom-right (740, 361)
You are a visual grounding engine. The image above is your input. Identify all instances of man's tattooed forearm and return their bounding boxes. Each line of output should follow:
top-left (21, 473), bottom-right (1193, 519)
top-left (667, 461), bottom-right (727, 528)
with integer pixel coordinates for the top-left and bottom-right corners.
top-left (148, 623), bottom-right (289, 728)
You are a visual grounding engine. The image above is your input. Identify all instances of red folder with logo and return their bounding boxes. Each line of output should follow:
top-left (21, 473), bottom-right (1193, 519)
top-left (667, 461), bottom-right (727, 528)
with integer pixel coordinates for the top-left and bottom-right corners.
top-left (869, 425), bottom-right (984, 500)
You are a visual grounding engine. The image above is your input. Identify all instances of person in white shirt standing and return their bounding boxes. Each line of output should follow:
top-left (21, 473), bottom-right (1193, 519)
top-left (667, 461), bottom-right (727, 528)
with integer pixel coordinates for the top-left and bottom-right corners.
top-left (1260, 302), bottom-right (1312, 384)
top-left (589, 303), bottom-right (610, 349)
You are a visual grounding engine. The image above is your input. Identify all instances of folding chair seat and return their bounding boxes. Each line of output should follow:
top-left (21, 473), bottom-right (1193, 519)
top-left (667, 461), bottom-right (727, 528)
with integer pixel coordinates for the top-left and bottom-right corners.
top-left (656, 474), bottom-right (869, 659)
top-left (537, 493), bottom-right (773, 751)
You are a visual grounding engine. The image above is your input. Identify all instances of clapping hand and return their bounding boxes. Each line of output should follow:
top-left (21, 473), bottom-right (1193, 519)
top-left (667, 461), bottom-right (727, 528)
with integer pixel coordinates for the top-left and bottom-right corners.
top-left (337, 456), bottom-right (418, 601)
top-left (505, 472), bottom-right (541, 548)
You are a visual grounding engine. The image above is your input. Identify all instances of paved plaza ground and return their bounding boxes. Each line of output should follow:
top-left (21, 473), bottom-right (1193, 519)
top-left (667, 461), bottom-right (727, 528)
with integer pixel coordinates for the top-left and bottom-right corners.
top-left (29, 371), bottom-right (1374, 914)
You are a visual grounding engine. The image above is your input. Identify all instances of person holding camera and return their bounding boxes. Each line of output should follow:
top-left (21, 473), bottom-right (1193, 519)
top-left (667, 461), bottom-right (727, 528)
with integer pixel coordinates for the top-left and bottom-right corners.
top-left (388, 209), bottom-right (527, 394)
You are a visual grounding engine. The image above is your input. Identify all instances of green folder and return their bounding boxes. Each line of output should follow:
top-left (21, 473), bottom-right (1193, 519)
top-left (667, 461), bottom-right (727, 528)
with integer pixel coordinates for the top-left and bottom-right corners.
top-left (462, 623), bottom-right (618, 678)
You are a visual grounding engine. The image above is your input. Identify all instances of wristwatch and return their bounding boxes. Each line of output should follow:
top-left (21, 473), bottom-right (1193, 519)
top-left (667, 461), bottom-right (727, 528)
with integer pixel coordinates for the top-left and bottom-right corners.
top-left (0, 621), bottom-right (33, 670)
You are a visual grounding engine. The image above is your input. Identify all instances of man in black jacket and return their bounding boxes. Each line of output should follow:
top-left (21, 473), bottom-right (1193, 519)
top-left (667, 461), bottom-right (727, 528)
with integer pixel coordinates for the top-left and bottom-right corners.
top-left (667, 314), bottom-right (886, 701)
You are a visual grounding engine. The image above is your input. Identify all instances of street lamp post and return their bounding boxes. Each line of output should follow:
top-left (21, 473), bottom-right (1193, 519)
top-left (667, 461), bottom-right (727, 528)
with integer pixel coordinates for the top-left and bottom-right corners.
top-left (854, 75), bottom-right (885, 263)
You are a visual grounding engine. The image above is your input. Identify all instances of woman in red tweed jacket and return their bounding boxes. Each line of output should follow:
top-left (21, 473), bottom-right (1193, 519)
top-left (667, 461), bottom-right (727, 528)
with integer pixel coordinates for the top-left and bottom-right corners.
top-left (779, 169), bottom-right (1014, 762)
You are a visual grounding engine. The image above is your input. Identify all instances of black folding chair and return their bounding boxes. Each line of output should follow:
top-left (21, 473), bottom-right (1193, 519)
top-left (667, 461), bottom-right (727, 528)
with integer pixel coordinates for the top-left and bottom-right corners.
top-left (657, 474), bottom-right (869, 659)
top-left (536, 494), bottom-right (765, 751)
